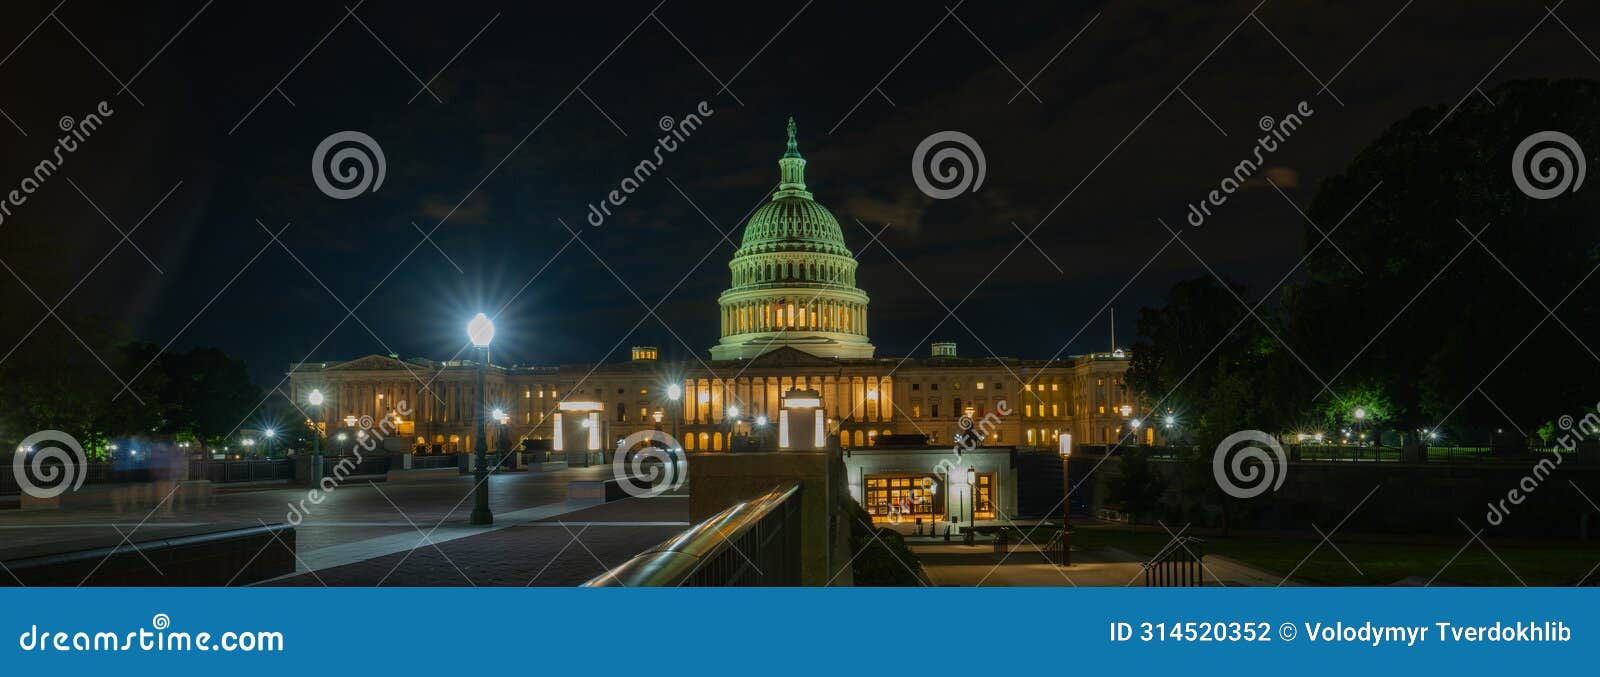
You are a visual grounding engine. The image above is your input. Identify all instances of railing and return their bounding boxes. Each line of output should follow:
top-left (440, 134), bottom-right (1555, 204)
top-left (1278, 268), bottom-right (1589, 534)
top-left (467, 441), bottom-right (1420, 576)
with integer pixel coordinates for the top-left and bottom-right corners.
top-left (320, 455), bottom-right (391, 477)
top-left (1143, 536), bottom-right (1205, 587)
top-left (584, 482), bottom-right (802, 587)
top-left (188, 459), bottom-right (294, 483)
top-left (1, 464), bottom-right (161, 495)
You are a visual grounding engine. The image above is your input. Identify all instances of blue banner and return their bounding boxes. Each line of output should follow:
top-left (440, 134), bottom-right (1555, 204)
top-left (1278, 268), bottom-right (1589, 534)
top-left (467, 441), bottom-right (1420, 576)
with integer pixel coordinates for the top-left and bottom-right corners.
top-left (2, 588), bottom-right (1591, 674)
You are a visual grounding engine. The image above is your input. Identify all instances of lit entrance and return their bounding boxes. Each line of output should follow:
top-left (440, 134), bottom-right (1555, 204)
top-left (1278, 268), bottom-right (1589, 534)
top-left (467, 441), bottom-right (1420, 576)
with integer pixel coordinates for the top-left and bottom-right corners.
top-left (864, 474), bottom-right (942, 523)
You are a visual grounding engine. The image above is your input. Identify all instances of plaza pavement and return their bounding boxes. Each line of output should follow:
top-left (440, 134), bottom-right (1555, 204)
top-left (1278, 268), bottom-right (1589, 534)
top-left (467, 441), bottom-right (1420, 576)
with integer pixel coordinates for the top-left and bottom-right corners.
top-left (0, 467), bottom-right (689, 586)
top-left (909, 540), bottom-right (1301, 587)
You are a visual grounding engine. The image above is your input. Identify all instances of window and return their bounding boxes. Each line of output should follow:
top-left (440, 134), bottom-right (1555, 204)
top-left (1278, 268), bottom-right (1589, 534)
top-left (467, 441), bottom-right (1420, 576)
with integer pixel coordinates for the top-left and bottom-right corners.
top-left (1052, 404), bottom-right (1059, 417)
top-left (931, 383), bottom-right (940, 391)
top-left (976, 382), bottom-right (985, 390)
top-left (1025, 404), bottom-right (1033, 417)
top-left (995, 382), bottom-right (1004, 391)
top-left (931, 402), bottom-right (940, 418)
top-left (863, 475), bottom-right (941, 522)
top-left (1051, 384), bottom-right (1059, 391)
top-left (913, 404), bottom-right (922, 418)
top-left (616, 403), bottom-right (627, 422)
top-left (912, 383), bottom-right (920, 391)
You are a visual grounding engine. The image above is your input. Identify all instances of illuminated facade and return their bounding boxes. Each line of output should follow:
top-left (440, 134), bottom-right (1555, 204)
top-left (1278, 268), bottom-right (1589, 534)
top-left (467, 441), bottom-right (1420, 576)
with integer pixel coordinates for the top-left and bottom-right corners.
top-left (287, 121), bottom-right (1135, 460)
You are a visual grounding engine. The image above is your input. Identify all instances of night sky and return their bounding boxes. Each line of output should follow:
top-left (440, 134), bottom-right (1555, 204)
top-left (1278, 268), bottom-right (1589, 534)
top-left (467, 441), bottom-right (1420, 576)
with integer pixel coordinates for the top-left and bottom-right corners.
top-left (3, 0), bottom-right (1599, 386)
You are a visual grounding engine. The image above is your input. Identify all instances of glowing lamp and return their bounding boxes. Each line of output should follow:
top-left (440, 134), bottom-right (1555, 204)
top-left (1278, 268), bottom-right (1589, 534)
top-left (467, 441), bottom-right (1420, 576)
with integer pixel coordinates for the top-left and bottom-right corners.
top-left (467, 313), bottom-right (495, 348)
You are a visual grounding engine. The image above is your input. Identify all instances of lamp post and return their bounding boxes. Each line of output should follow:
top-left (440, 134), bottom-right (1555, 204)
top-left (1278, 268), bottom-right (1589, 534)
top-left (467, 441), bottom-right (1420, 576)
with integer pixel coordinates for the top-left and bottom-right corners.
top-left (1352, 407), bottom-right (1367, 447)
top-left (667, 383), bottom-right (683, 450)
top-left (1058, 433), bottom-right (1073, 566)
top-left (263, 428), bottom-right (277, 459)
top-left (467, 312), bottom-right (495, 526)
top-left (964, 466), bottom-right (977, 546)
top-left (308, 389), bottom-right (325, 484)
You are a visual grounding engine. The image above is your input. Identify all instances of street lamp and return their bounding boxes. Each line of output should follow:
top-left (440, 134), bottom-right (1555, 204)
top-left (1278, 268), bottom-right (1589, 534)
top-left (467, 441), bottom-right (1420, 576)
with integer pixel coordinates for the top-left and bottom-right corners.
top-left (666, 383), bottom-right (683, 450)
top-left (964, 467), bottom-right (977, 546)
top-left (1058, 433), bottom-right (1073, 566)
top-left (242, 438), bottom-right (255, 458)
top-left (263, 427), bottom-right (277, 458)
top-left (308, 389), bottom-right (325, 484)
top-left (467, 312), bottom-right (495, 526)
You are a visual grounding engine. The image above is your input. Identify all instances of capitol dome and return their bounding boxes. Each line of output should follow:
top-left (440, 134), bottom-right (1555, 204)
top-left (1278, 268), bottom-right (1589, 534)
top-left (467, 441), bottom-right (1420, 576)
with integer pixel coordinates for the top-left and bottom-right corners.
top-left (709, 118), bottom-right (875, 361)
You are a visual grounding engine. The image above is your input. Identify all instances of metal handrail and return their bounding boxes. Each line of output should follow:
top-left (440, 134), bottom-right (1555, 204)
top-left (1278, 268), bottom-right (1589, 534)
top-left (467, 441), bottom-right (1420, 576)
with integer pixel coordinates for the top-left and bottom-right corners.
top-left (583, 482), bottom-right (801, 587)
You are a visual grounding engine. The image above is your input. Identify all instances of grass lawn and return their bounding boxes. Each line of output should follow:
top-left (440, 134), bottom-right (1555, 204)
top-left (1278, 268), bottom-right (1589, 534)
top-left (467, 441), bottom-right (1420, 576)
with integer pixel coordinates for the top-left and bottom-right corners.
top-left (1060, 526), bottom-right (1600, 586)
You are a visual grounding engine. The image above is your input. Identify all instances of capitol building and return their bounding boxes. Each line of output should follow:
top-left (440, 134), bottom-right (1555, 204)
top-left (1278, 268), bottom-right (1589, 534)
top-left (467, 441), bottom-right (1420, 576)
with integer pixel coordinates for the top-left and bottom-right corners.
top-left (287, 120), bottom-right (1135, 466)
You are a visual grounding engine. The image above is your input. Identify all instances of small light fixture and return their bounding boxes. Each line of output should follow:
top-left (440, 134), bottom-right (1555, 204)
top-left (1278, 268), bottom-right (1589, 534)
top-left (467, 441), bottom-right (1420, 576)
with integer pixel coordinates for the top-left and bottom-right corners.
top-left (308, 389), bottom-right (325, 406)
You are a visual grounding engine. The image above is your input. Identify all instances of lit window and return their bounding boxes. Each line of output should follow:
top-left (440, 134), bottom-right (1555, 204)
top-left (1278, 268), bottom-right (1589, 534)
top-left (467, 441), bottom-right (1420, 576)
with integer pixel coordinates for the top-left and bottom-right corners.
top-left (1052, 404), bottom-right (1060, 417)
top-left (1051, 384), bottom-right (1059, 391)
top-left (976, 382), bottom-right (985, 390)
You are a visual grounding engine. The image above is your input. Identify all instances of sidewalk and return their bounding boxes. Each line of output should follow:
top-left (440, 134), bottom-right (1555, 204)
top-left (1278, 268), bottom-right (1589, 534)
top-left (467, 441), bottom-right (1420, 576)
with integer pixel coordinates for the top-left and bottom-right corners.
top-left (909, 539), bottom-right (1301, 587)
top-left (263, 496), bottom-right (690, 586)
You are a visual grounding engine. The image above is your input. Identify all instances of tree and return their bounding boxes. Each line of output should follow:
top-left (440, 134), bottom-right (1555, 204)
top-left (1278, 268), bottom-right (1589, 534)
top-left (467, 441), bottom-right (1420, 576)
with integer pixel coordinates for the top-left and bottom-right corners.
top-left (152, 347), bottom-right (262, 446)
top-left (1109, 449), bottom-right (1167, 524)
top-left (1287, 78), bottom-right (1600, 439)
